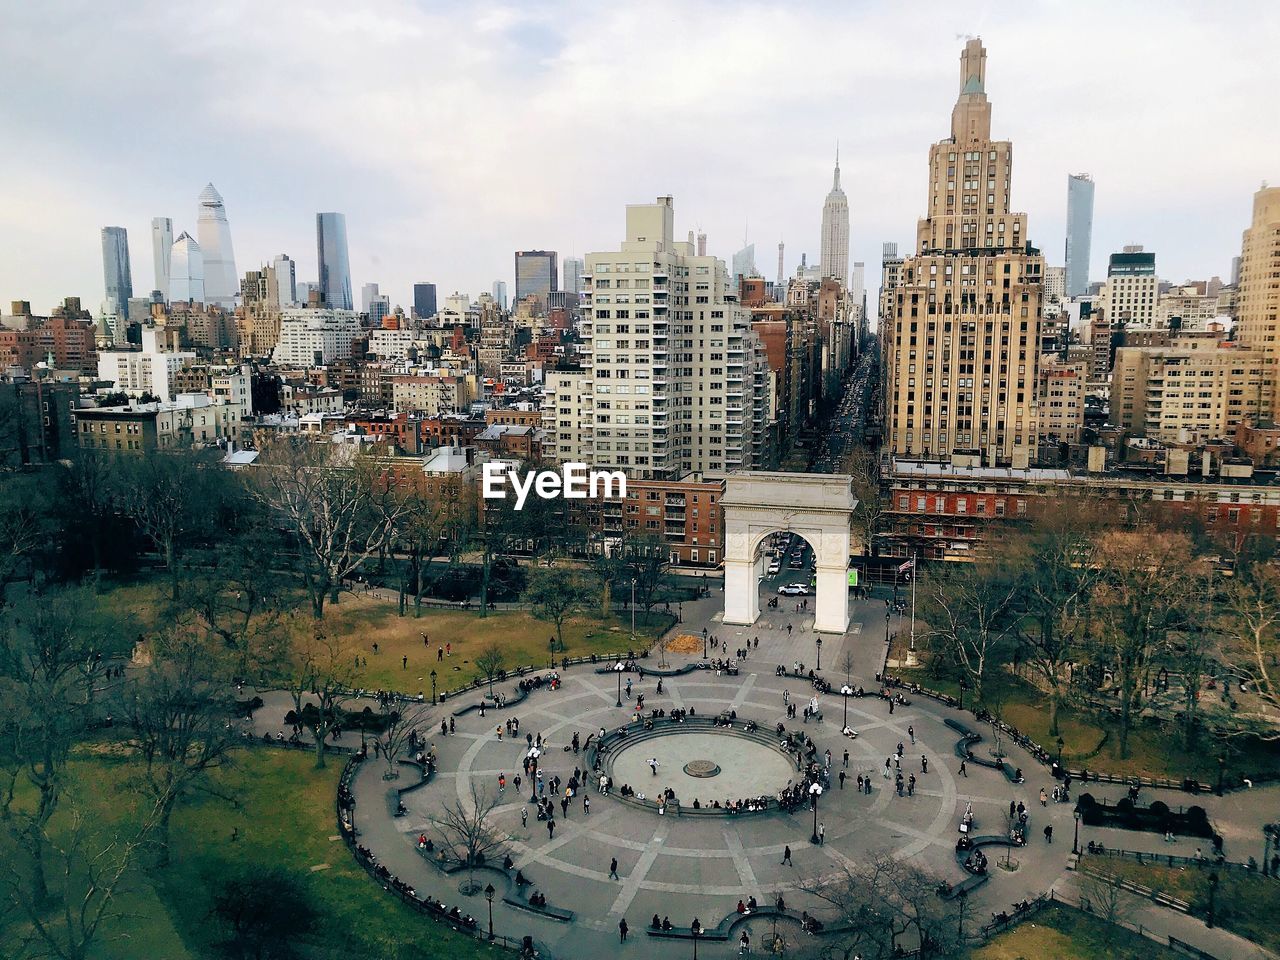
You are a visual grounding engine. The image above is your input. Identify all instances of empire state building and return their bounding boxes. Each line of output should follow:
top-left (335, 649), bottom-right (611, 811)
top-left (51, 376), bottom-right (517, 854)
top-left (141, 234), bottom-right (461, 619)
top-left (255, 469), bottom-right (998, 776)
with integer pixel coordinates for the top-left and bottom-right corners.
top-left (884, 38), bottom-right (1044, 466)
top-left (820, 149), bottom-right (850, 286)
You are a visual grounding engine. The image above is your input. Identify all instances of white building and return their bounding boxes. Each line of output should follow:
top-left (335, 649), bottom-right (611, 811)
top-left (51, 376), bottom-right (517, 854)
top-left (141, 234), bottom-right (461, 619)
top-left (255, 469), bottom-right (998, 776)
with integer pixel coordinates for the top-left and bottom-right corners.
top-left (543, 369), bottom-right (591, 465)
top-left (819, 152), bottom-right (850, 285)
top-left (272, 307), bottom-right (360, 365)
top-left (169, 232), bottom-right (204, 304)
top-left (151, 217), bottom-right (173, 301)
top-left (196, 184), bottom-right (238, 308)
top-left (579, 195), bottom-right (770, 479)
top-left (96, 326), bottom-right (196, 402)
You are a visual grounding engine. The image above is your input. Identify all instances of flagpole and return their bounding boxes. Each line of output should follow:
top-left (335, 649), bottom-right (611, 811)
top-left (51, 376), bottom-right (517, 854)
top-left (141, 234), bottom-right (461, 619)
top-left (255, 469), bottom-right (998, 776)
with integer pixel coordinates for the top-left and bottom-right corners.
top-left (909, 550), bottom-right (917, 652)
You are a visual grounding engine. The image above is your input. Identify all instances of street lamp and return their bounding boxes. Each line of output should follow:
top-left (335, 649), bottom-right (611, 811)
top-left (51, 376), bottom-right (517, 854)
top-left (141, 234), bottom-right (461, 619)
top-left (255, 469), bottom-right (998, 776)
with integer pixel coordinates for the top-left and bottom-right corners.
top-left (809, 782), bottom-right (824, 844)
top-left (1207, 873), bottom-right (1219, 928)
top-left (884, 607), bottom-right (891, 648)
top-left (958, 678), bottom-right (968, 712)
top-left (1056, 736), bottom-right (1065, 767)
top-left (816, 637), bottom-right (823, 671)
top-left (691, 919), bottom-right (702, 960)
top-left (678, 601), bottom-right (683, 624)
top-left (1217, 756), bottom-right (1226, 797)
top-left (1073, 810), bottom-right (1082, 855)
top-left (615, 662), bottom-right (625, 709)
top-left (630, 579), bottom-right (637, 645)
top-left (702, 627), bottom-right (709, 660)
top-left (841, 684), bottom-right (853, 730)
top-left (484, 883), bottom-right (495, 940)
top-left (430, 669), bottom-right (437, 705)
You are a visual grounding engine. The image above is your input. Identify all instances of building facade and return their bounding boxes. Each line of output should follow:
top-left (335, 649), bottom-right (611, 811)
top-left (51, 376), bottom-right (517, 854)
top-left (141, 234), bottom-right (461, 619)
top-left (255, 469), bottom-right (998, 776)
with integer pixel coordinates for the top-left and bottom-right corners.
top-left (272, 307), bottom-right (360, 366)
top-left (515, 251), bottom-right (557, 314)
top-left (101, 226), bottom-right (133, 325)
top-left (1235, 185), bottom-right (1280, 424)
top-left (1098, 246), bottom-right (1159, 329)
top-left (317, 212), bottom-right (353, 310)
top-left (196, 184), bottom-right (239, 307)
top-left (1064, 173), bottom-right (1094, 297)
top-left (151, 217), bottom-right (173, 301)
top-left (413, 282), bottom-right (438, 319)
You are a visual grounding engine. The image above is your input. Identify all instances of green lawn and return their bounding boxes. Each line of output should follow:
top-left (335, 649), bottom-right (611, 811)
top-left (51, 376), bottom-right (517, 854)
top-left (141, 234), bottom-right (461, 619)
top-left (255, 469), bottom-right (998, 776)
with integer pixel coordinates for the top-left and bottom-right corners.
top-left (1088, 859), bottom-right (1280, 954)
top-left (971, 901), bottom-right (1181, 960)
top-left (2, 746), bottom-right (493, 960)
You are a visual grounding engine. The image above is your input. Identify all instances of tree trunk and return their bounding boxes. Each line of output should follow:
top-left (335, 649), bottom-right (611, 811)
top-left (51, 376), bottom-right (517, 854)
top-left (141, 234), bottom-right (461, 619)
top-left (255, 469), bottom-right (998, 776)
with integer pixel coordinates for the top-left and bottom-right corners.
top-left (1119, 671), bottom-right (1134, 758)
top-left (602, 579), bottom-right (612, 618)
top-left (26, 820), bottom-right (49, 904)
top-left (480, 553), bottom-right (491, 618)
top-left (166, 540), bottom-right (179, 601)
top-left (1047, 683), bottom-right (1061, 738)
top-left (155, 795), bottom-right (176, 867)
top-left (314, 730), bottom-right (328, 769)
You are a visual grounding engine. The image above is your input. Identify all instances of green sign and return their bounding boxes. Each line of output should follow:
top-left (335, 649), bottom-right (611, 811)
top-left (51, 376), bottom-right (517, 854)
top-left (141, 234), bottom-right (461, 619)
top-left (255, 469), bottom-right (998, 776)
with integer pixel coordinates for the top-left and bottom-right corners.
top-left (847, 568), bottom-right (859, 587)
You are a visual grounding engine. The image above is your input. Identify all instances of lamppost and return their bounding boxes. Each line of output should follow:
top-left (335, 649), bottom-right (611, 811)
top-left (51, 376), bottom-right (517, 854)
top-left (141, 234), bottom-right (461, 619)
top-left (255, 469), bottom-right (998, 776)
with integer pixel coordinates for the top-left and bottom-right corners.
top-left (430, 669), bottom-right (437, 705)
top-left (702, 627), bottom-right (709, 660)
top-left (691, 919), bottom-right (702, 960)
top-left (1056, 736), bottom-right (1065, 767)
top-left (816, 637), bottom-right (823, 671)
top-left (1072, 810), bottom-right (1082, 856)
top-left (484, 883), bottom-right (495, 940)
top-left (958, 678), bottom-right (968, 712)
top-left (630, 579), bottom-right (637, 645)
top-left (1217, 756), bottom-right (1226, 797)
top-left (841, 684), bottom-right (853, 730)
top-left (1207, 873), bottom-right (1219, 928)
top-left (615, 662), bottom-right (625, 709)
top-left (677, 601), bottom-right (683, 624)
top-left (809, 782), bottom-right (824, 844)
top-left (884, 607), bottom-right (891, 647)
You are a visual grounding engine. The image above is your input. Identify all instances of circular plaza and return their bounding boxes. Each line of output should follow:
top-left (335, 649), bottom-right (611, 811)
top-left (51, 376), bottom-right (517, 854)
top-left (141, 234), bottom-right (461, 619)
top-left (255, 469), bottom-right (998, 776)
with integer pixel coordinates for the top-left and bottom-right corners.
top-left (342, 613), bottom-right (1079, 959)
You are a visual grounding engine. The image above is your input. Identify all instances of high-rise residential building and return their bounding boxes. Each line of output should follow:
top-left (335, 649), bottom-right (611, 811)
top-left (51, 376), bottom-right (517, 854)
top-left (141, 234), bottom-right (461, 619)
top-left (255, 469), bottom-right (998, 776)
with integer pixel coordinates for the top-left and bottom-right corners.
top-left (1098, 246), bottom-right (1158, 328)
top-left (883, 38), bottom-right (1045, 466)
top-left (819, 149), bottom-right (850, 286)
top-left (317, 212), bottom-right (353, 310)
top-left (413, 282), bottom-right (438, 319)
top-left (272, 307), bottom-right (360, 365)
top-left (1235, 185), bottom-right (1280, 424)
top-left (168, 231), bottom-right (204, 304)
top-left (577, 195), bottom-right (769, 479)
top-left (361, 282), bottom-right (381, 313)
top-left (514, 250), bottom-right (557, 313)
top-left (563, 257), bottom-right (585, 295)
top-left (151, 217), bottom-right (173, 301)
top-left (1064, 174), bottom-right (1094, 297)
top-left (271, 254), bottom-right (296, 306)
top-left (196, 184), bottom-right (238, 307)
top-left (491, 280), bottom-right (508, 310)
top-left (100, 226), bottom-right (132, 323)
top-left (477, 296), bottom-right (513, 378)
top-left (543, 369), bottom-right (591, 465)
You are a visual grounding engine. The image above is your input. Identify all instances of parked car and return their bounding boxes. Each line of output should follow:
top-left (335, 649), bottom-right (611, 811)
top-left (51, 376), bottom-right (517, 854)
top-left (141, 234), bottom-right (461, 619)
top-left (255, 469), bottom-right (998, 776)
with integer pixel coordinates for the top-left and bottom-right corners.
top-left (778, 583), bottom-right (811, 596)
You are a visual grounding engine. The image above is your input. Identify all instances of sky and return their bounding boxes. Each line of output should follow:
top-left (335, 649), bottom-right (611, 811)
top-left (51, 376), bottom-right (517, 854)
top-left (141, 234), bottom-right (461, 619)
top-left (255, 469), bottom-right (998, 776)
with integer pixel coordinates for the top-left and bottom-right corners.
top-left (2, 0), bottom-right (1278, 319)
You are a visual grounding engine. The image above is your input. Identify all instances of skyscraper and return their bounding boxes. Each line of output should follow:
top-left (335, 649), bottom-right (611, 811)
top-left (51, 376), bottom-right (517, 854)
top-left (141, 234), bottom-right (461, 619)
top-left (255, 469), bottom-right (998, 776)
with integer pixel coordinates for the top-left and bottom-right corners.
top-left (563, 257), bottom-right (584, 295)
top-left (169, 231), bottom-right (205, 304)
top-left (514, 250), bottom-right (557, 313)
top-left (361, 282), bottom-right (381, 313)
top-left (271, 254), bottom-right (296, 306)
top-left (1235, 184), bottom-right (1280, 424)
top-left (820, 149), bottom-right (850, 285)
top-left (884, 38), bottom-right (1044, 466)
top-left (491, 280), bottom-right (508, 310)
top-left (316, 213), bottom-right (353, 310)
top-left (196, 184), bottom-right (238, 307)
top-left (100, 226), bottom-right (132, 320)
top-left (413, 282), bottom-right (438, 319)
top-left (732, 243), bottom-right (758, 281)
top-left (151, 217), bottom-right (173, 301)
top-left (1065, 173), bottom-right (1095, 297)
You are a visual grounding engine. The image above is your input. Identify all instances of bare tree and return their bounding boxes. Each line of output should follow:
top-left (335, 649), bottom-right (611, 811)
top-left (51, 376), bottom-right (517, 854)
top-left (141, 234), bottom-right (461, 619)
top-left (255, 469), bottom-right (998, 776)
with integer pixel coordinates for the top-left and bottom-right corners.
top-left (1078, 862), bottom-right (1134, 927)
top-left (845, 449), bottom-right (885, 556)
top-left (392, 475), bottom-right (472, 619)
top-left (475, 643), bottom-right (507, 697)
top-left (1218, 557), bottom-right (1280, 713)
top-left (523, 566), bottom-right (590, 653)
top-left (282, 630), bottom-right (356, 769)
top-left (373, 701), bottom-right (433, 780)
top-left (0, 475), bottom-right (56, 595)
top-left (122, 628), bottom-right (237, 866)
top-left (57, 449), bottom-right (119, 590)
top-left (0, 590), bottom-right (105, 904)
top-left (252, 439), bottom-right (410, 619)
top-left (430, 783), bottom-right (511, 895)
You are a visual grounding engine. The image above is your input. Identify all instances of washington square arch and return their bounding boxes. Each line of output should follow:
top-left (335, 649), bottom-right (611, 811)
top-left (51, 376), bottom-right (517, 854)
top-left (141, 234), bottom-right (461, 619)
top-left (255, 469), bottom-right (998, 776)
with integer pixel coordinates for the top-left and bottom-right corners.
top-left (721, 472), bottom-right (859, 634)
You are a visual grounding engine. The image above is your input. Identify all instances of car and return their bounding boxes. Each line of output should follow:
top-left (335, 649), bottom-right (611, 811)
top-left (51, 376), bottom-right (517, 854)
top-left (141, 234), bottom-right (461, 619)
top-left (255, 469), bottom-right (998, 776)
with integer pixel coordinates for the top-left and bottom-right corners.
top-left (789, 558), bottom-right (804, 568)
top-left (767, 562), bottom-right (781, 576)
top-left (778, 583), bottom-right (810, 596)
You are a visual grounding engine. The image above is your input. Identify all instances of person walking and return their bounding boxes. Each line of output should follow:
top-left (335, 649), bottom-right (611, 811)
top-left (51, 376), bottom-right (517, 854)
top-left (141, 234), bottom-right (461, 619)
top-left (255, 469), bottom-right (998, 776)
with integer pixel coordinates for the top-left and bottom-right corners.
top-left (610, 857), bottom-right (619, 880)
top-left (908, 725), bottom-right (915, 745)
top-left (584, 795), bottom-right (591, 816)
top-left (921, 755), bottom-right (928, 774)
top-left (856, 774), bottom-right (864, 793)
top-left (839, 771), bottom-right (846, 790)
top-left (1044, 824), bottom-right (1053, 844)
top-left (547, 818), bottom-right (556, 839)
top-left (843, 749), bottom-right (849, 769)
top-left (619, 918), bottom-right (629, 942)
top-left (818, 822), bottom-right (825, 844)
top-left (1040, 788), bottom-right (1048, 807)
top-left (959, 759), bottom-right (967, 777)
top-left (521, 808), bottom-right (528, 829)
top-left (781, 845), bottom-right (793, 866)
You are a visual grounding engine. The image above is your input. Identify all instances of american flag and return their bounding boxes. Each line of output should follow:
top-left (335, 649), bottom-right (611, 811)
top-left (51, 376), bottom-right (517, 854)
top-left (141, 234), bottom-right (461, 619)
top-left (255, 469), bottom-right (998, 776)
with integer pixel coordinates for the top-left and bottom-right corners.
top-left (897, 558), bottom-right (916, 574)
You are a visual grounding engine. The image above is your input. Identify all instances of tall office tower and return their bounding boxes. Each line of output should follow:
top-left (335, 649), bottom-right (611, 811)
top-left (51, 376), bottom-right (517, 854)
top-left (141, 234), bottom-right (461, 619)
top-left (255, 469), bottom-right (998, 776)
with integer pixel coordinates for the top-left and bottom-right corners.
top-left (777, 242), bottom-right (785, 286)
top-left (271, 254), bottom-right (296, 306)
top-left (100, 227), bottom-right (133, 322)
top-left (514, 250), bottom-right (557, 313)
top-left (491, 280), bottom-right (508, 310)
top-left (151, 217), bottom-right (173, 301)
top-left (316, 212), bottom-right (353, 310)
top-left (169, 232), bottom-right (205, 304)
top-left (368, 295), bottom-right (390, 329)
top-left (579, 195), bottom-right (768, 480)
top-left (361, 282), bottom-right (380, 313)
top-left (1064, 173), bottom-right (1095, 297)
top-left (850, 262), bottom-right (866, 308)
top-left (1235, 185), bottom-right (1280, 423)
top-left (1098, 246), bottom-right (1158, 328)
top-left (563, 257), bottom-right (585, 295)
top-left (884, 38), bottom-right (1045, 466)
top-left (819, 149), bottom-right (850, 285)
top-left (196, 184), bottom-right (238, 307)
top-left (697, 232), bottom-right (707, 256)
top-left (413, 282), bottom-right (438, 319)
top-left (1231, 255), bottom-right (1243, 288)
top-left (732, 243), bottom-right (758, 281)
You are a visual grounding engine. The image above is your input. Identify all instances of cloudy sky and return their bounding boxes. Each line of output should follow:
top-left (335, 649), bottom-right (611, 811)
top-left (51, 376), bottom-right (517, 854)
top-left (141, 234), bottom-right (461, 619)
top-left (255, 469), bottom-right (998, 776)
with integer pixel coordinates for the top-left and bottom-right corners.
top-left (2, 1), bottom-right (1277, 318)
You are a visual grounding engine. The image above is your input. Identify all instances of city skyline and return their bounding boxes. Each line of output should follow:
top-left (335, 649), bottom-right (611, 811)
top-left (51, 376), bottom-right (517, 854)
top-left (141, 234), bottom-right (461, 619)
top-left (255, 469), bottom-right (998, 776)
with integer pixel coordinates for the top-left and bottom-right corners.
top-left (2, 2), bottom-right (1279, 315)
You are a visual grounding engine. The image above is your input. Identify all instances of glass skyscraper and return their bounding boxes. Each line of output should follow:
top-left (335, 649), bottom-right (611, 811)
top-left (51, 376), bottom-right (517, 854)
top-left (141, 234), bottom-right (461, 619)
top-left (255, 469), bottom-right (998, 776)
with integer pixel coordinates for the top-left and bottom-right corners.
top-left (413, 282), bottom-right (438, 319)
top-left (316, 212), bottom-right (353, 310)
top-left (514, 250), bottom-right (557, 312)
top-left (1065, 173), bottom-right (1095, 297)
top-left (101, 226), bottom-right (133, 319)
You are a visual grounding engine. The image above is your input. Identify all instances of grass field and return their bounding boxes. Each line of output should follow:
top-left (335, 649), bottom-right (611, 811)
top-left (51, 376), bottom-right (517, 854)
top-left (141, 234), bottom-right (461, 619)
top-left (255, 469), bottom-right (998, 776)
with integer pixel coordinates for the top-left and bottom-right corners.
top-left (971, 901), bottom-right (1181, 960)
top-left (1, 746), bottom-right (492, 960)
